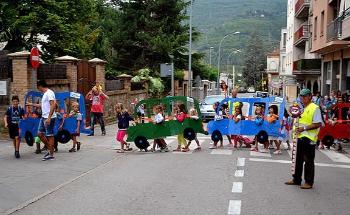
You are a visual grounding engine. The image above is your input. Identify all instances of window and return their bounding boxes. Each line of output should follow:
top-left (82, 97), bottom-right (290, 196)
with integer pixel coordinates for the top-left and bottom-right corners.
top-left (321, 11), bottom-right (325, 36)
top-left (314, 17), bottom-right (318, 39)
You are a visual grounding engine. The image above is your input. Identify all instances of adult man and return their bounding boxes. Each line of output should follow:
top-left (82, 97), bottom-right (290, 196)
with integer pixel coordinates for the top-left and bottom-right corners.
top-left (85, 85), bottom-right (109, 136)
top-left (4, 96), bottom-right (25, 158)
top-left (36, 80), bottom-right (57, 161)
top-left (285, 89), bottom-right (323, 189)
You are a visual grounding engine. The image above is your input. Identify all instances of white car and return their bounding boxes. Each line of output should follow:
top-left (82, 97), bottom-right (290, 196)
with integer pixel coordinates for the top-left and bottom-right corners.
top-left (200, 95), bottom-right (225, 122)
top-left (247, 87), bottom-right (255, 93)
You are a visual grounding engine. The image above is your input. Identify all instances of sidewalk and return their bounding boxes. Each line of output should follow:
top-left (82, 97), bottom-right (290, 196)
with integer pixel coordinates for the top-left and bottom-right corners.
top-left (0, 125), bottom-right (120, 215)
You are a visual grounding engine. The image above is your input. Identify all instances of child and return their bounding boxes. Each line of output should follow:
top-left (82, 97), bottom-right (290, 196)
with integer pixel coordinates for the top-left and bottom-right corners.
top-left (266, 105), bottom-right (281, 154)
top-left (210, 102), bottom-right (224, 149)
top-left (173, 104), bottom-right (188, 151)
top-left (115, 103), bottom-right (133, 153)
top-left (279, 109), bottom-right (292, 150)
top-left (3, 96), bottom-right (25, 159)
top-left (68, 102), bottom-right (82, 152)
top-left (231, 106), bottom-right (244, 148)
top-left (182, 108), bottom-right (201, 152)
top-left (251, 106), bottom-right (266, 152)
top-left (151, 105), bottom-right (168, 152)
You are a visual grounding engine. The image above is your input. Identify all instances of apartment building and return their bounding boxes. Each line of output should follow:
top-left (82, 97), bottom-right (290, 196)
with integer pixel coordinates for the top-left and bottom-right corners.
top-left (266, 49), bottom-right (280, 95)
top-left (310, 0), bottom-right (350, 95)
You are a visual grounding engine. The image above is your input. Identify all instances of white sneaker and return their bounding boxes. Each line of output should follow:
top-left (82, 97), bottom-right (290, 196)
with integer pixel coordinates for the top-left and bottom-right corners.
top-left (273, 150), bottom-right (282, 155)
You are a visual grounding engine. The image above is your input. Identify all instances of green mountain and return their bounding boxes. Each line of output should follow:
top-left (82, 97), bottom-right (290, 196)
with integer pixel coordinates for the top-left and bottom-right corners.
top-left (191, 0), bottom-right (287, 69)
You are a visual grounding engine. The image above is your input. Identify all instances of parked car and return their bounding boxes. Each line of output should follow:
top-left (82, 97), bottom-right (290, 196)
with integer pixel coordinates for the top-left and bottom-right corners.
top-left (19, 91), bottom-right (92, 146)
top-left (247, 86), bottom-right (255, 93)
top-left (126, 96), bottom-right (206, 150)
top-left (200, 95), bottom-right (226, 122)
top-left (238, 87), bottom-right (247, 93)
top-left (318, 103), bottom-right (350, 147)
top-left (207, 97), bottom-right (286, 143)
top-left (255, 91), bottom-right (269, 98)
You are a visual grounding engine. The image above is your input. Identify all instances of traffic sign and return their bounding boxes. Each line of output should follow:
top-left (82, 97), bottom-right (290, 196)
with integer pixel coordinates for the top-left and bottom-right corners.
top-left (30, 47), bottom-right (40, 69)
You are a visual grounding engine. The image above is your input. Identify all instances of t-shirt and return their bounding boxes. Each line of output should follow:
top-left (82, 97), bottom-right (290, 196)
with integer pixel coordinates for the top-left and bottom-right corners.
top-left (154, 113), bottom-right (164, 124)
top-left (41, 89), bottom-right (56, 118)
top-left (90, 94), bottom-right (106, 113)
top-left (6, 106), bottom-right (25, 124)
top-left (312, 107), bottom-right (323, 125)
top-left (70, 111), bottom-right (83, 121)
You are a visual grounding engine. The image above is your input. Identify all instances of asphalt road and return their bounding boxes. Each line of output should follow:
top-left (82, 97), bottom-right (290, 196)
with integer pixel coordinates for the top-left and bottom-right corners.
top-left (0, 124), bottom-right (350, 215)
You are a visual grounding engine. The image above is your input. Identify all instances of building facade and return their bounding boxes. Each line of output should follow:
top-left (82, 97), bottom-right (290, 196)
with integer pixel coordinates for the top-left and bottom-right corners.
top-left (310, 0), bottom-right (350, 96)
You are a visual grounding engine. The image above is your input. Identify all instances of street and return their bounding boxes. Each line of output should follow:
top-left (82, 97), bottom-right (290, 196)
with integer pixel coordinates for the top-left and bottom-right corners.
top-left (0, 124), bottom-right (350, 215)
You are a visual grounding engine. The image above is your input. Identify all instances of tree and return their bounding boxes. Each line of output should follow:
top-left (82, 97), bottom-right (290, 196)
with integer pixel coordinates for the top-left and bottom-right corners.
top-left (131, 68), bottom-right (165, 97)
top-left (109, 0), bottom-right (196, 73)
top-left (242, 33), bottom-right (266, 89)
top-left (0, 0), bottom-right (100, 62)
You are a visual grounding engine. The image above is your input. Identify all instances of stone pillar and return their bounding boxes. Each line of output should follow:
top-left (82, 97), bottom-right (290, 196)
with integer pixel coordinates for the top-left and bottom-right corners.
top-left (8, 51), bottom-right (31, 105)
top-left (55, 55), bottom-right (79, 92)
top-left (117, 74), bottom-right (133, 91)
top-left (89, 58), bottom-right (106, 90)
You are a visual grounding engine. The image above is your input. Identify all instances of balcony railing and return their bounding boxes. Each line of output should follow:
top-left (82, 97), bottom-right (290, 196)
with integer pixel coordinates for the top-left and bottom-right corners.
top-left (293, 59), bottom-right (321, 74)
top-left (327, 17), bottom-right (342, 42)
top-left (295, 0), bottom-right (310, 18)
top-left (294, 25), bottom-right (309, 46)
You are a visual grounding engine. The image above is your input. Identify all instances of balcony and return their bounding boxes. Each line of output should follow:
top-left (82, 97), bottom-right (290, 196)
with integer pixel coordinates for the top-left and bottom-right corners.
top-left (327, 18), bottom-right (342, 42)
top-left (294, 25), bottom-right (309, 47)
top-left (339, 7), bottom-right (350, 40)
top-left (295, 0), bottom-right (310, 19)
top-left (293, 59), bottom-right (321, 75)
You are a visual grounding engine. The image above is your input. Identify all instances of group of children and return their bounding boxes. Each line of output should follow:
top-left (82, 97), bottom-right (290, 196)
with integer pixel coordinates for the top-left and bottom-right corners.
top-left (4, 95), bottom-right (84, 159)
top-left (210, 101), bottom-right (293, 154)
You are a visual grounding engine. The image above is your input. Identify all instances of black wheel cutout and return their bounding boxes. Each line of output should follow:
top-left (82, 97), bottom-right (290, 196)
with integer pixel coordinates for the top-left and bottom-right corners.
top-left (183, 128), bottom-right (196, 141)
top-left (134, 136), bottom-right (149, 150)
top-left (256, 130), bottom-right (268, 143)
top-left (211, 130), bottom-right (222, 142)
top-left (56, 129), bottom-right (71, 144)
top-left (323, 135), bottom-right (334, 147)
top-left (25, 131), bottom-right (34, 147)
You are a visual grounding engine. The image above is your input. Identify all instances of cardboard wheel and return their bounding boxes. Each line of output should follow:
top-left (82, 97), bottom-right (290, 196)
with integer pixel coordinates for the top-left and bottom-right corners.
top-left (25, 131), bottom-right (34, 147)
top-left (183, 128), bottom-right (196, 141)
top-left (134, 136), bottom-right (149, 150)
top-left (211, 130), bottom-right (222, 142)
top-left (322, 135), bottom-right (334, 147)
top-left (56, 130), bottom-right (71, 144)
top-left (256, 130), bottom-right (268, 143)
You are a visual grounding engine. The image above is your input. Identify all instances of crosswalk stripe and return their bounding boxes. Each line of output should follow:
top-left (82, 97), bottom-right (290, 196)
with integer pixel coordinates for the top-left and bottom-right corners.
top-left (210, 149), bottom-right (232, 155)
top-left (249, 158), bottom-right (350, 169)
top-left (319, 150), bottom-right (350, 163)
top-left (250, 151), bottom-right (272, 158)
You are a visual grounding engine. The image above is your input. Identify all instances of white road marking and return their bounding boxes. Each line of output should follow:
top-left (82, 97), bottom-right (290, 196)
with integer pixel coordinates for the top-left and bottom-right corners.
top-left (250, 151), bottom-right (272, 158)
top-left (237, 158), bottom-right (245, 167)
top-left (319, 150), bottom-right (350, 163)
top-left (231, 182), bottom-right (243, 193)
top-left (172, 151), bottom-right (193, 155)
top-left (228, 200), bottom-right (241, 215)
top-left (249, 158), bottom-right (350, 169)
top-left (210, 149), bottom-right (232, 155)
top-left (234, 170), bottom-right (244, 177)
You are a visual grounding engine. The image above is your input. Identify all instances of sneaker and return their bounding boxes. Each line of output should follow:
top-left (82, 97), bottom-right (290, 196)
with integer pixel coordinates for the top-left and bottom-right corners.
top-left (268, 145), bottom-right (275, 149)
top-left (42, 154), bottom-right (54, 161)
top-left (300, 183), bottom-right (313, 189)
top-left (285, 180), bottom-right (301, 186)
top-left (102, 131), bottom-right (106, 136)
top-left (273, 150), bottom-right (282, 155)
top-left (35, 149), bottom-right (41, 154)
top-left (69, 148), bottom-right (76, 152)
top-left (87, 133), bottom-right (94, 136)
top-left (15, 151), bottom-right (20, 159)
top-left (77, 142), bottom-right (81, 151)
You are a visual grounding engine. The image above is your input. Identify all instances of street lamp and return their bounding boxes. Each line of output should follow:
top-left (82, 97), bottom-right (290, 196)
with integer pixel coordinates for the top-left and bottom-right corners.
top-left (226, 49), bottom-right (241, 91)
top-left (209, 46), bottom-right (214, 67)
top-left (217, 31), bottom-right (240, 93)
top-left (188, 0), bottom-right (193, 97)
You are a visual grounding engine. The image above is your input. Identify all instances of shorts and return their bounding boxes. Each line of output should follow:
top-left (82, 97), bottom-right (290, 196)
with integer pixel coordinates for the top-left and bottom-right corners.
top-left (35, 136), bottom-right (41, 143)
top-left (116, 130), bottom-right (127, 142)
top-left (8, 123), bottom-right (19, 139)
top-left (38, 117), bottom-right (56, 137)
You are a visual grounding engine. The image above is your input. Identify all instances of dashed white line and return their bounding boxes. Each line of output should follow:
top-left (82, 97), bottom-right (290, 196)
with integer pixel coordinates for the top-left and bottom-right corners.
top-left (228, 200), bottom-right (241, 215)
top-left (210, 149), bottom-right (232, 155)
top-left (237, 157), bottom-right (245, 167)
top-left (231, 182), bottom-right (243, 193)
top-left (234, 170), bottom-right (244, 177)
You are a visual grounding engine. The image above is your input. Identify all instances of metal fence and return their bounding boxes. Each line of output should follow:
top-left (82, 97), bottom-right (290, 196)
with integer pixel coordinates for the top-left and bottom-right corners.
top-left (37, 64), bottom-right (67, 79)
top-left (105, 79), bottom-right (124, 91)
